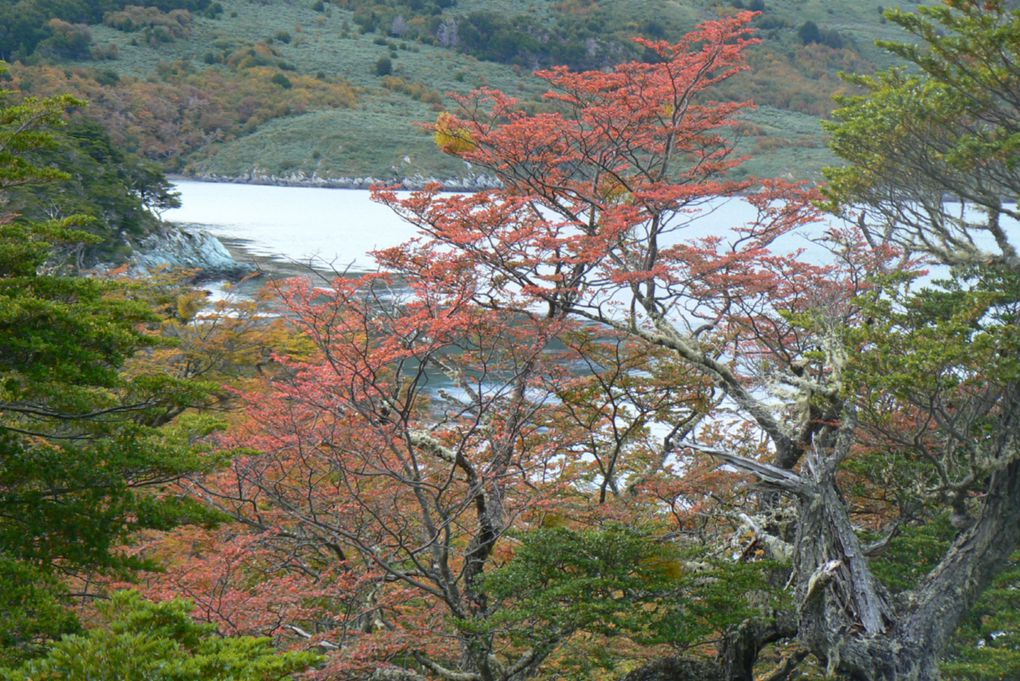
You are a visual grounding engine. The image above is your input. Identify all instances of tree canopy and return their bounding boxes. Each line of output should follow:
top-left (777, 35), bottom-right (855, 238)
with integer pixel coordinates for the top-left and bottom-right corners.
top-left (0, 64), bottom-right (219, 664)
top-left (2, 3), bottom-right (1018, 681)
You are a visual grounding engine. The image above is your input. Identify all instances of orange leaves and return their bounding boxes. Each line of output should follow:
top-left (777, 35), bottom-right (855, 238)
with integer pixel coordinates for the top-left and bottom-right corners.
top-left (8, 61), bottom-right (358, 164)
top-left (373, 13), bottom-right (832, 336)
top-left (135, 13), bottom-right (923, 679)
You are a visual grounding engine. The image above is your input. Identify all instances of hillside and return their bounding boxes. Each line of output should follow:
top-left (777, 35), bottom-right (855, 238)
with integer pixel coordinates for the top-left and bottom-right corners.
top-left (3, 0), bottom-right (921, 183)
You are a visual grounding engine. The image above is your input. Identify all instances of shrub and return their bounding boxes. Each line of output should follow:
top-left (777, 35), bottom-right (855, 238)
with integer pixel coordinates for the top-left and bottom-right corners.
top-left (37, 19), bottom-right (92, 59)
top-left (90, 43), bottom-right (119, 60)
top-left (0, 591), bottom-right (322, 680)
top-left (103, 6), bottom-right (193, 42)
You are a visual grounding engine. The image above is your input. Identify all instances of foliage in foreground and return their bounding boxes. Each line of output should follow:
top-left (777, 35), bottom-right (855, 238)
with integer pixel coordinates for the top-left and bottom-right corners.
top-left (0, 590), bottom-right (322, 681)
top-left (2, 2), bottom-right (1019, 681)
top-left (0, 64), bottom-right (222, 664)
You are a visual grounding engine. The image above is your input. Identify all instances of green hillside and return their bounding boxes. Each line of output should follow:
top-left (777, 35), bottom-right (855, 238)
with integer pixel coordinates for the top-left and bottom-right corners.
top-left (2, 0), bottom-right (922, 183)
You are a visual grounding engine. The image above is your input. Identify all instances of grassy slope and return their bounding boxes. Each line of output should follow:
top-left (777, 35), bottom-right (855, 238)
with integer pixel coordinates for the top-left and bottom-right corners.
top-left (63, 0), bottom-right (918, 182)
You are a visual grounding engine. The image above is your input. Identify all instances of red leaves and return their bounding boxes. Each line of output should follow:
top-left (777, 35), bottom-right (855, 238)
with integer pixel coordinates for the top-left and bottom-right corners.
top-left (372, 13), bottom-right (846, 340)
top-left (136, 13), bottom-right (923, 679)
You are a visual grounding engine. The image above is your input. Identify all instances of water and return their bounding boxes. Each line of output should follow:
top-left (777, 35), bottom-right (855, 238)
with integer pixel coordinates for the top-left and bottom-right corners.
top-left (165, 180), bottom-right (418, 272)
top-left (165, 180), bottom-right (831, 273)
top-left (165, 180), bottom-right (1019, 289)
top-left (164, 180), bottom-right (1018, 405)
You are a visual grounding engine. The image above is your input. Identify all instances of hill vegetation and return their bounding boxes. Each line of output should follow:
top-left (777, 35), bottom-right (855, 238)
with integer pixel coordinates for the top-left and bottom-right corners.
top-left (3, 0), bottom-right (922, 183)
top-left (2, 3), bottom-right (1019, 680)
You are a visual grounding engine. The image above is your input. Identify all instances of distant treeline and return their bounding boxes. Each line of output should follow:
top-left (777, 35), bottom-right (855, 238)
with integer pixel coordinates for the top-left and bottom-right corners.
top-left (0, 0), bottom-right (213, 61)
top-left (335, 0), bottom-right (849, 71)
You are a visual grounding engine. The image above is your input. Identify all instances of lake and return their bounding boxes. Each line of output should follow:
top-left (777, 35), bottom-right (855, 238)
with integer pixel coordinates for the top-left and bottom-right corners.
top-left (164, 180), bottom-right (1018, 394)
top-left (165, 180), bottom-right (419, 273)
top-left (164, 180), bottom-right (825, 274)
top-left (165, 180), bottom-right (1019, 288)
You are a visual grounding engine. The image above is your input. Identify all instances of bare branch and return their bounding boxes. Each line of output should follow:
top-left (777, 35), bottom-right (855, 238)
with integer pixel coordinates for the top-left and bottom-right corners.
top-left (684, 443), bottom-right (814, 497)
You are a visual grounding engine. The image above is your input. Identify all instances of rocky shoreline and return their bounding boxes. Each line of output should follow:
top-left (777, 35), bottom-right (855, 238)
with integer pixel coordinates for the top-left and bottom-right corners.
top-left (175, 171), bottom-right (501, 191)
top-left (112, 172), bottom-right (498, 282)
top-left (78, 223), bottom-right (254, 282)
top-left (126, 224), bottom-right (254, 280)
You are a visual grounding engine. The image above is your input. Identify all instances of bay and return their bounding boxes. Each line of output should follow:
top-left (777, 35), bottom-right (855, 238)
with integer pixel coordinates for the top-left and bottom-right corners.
top-left (165, 179), bottom-right (417, 273)
top-left (164, 180), bottom-right (813, 274)
top-left (165, 180), bottom-right (1019, 284)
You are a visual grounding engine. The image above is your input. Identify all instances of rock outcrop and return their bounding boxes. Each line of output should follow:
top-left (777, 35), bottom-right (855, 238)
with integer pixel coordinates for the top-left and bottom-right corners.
top-left (187, 171), bottom-right (501, 191)
top-left (126, 224), bottom-right (252, 279)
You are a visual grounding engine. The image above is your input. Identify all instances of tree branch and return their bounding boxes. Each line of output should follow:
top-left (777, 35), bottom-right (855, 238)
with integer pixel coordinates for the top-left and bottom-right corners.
top-left (685, 443), bottom-right (814, 497)
top-left (413, 653), bottom-right (483, 681)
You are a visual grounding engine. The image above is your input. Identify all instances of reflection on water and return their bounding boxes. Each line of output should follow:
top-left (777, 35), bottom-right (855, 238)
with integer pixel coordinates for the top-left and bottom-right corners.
top-left (168, 179), bottom-right (1019, 303)
top-left (166, 180), bottom-right (416, 271)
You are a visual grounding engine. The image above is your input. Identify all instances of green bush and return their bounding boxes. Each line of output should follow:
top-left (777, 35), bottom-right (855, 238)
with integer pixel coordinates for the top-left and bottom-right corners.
top-left (1, 591), bottom-right (323, 680)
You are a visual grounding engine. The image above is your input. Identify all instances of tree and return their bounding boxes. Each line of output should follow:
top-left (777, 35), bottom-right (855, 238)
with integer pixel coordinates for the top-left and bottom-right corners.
top-left (0, 590), bottom-right (322, 680)
top-left (372, 11), bottom-right (894, 678)
top-left (372, 3), bottom-right (1020, 679)
top-left (819, 2), bottom-right (1020, 678)
top-left (150, 6), bottom-right (1016, 681)
top-left (141, 13), bottom-right (814, 681)
top-left (159, 12), bottom-right (834, 681)
top-left (797, 20), bottom-right (821, 45)
top-left (375, 56), bottom-right (393, 76)
top-left (6, 115), bottom-right (182, 268)
top-left (0, 65), bottom-right (219, 664)
top-left (477, 525), bottom-right (785, 681)
top-left (825, 0), bottom-right (1019, 270)
top-left (183, 276), bottom-right (584, 680)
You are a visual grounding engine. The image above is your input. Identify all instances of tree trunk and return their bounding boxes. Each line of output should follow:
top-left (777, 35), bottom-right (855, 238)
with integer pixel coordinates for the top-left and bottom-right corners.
top-left (787, 433), bottom-right (1020, 680)
top-left (717, 612), bottom-right (798, 681)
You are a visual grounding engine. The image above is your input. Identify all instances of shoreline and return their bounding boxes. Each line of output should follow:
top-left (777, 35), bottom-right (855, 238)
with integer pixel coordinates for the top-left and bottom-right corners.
top-left (169, 172), bottom-right (501, 192)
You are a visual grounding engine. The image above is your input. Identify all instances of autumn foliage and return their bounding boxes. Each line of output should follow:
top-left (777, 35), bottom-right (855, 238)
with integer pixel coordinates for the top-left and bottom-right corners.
top-left (128, 12), bottom-right (830, 679)
top-left (118, 6), bottom-right (1020, 681)
top-left (7, 60), bottom-right (358, 167)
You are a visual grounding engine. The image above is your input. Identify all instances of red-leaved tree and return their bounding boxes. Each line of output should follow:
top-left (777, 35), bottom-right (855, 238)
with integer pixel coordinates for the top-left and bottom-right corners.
top-left (139, 10), bottom-right (979, 681)
top-left (368, 5), bottom-right (1020, 680)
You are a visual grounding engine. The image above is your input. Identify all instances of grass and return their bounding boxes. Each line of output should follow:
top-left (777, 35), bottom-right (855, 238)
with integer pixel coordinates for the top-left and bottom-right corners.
top-left (63, 0), bottom-right (920, 183)
top-left (184, 105), bottom-right (472, 180)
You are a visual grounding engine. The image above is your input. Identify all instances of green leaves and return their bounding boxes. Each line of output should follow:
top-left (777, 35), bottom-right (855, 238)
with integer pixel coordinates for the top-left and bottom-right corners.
top-left (475, 525), bottom-right (786, 661)
top-left (0, 591), bottom-right (323, 681)
top-left (942, 555), bottom-right (1020, 680)
top-left (0, 62), bottom-right (224, 665)
top-left (847, 266), bottom-right (1020, 400)
top-left (0, 557), bottom-right (80, 668)
top-left (823, 1), bottom-right (1019, 214)
top-left (477, 526), bottom-right (683, 641)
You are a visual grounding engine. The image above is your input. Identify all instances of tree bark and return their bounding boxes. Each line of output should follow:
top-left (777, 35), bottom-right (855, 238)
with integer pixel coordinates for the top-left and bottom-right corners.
top-left (782, 419), bottom-right (1020, 680)
top-left (717, 611), bottom-right (798, 681)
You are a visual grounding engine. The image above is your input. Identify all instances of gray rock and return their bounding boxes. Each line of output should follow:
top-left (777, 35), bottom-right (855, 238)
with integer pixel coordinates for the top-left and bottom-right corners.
top-left (186, 171), bottom-right (502, 192)
top-left (126, 224), bottom-right (252, 279)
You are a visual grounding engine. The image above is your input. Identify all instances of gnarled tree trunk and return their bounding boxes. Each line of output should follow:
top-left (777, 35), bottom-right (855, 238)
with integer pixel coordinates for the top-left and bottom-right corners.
top-left (782, 430), bottom-right (1020, 681)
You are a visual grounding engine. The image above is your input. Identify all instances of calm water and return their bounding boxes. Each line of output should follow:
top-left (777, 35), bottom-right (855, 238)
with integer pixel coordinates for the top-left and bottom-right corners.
top-left (164, 180), bottom-right (1017, 395)
top-left (165, 180), bottom-right (817, 273)
top-left (165, 180), bottom-right (417, 272)
top-left (166, 180), bottom-right (1018, 280)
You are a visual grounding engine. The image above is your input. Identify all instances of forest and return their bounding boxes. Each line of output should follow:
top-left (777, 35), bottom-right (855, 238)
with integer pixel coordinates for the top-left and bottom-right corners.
top-left (1, 1), bottom-right (1019, 680)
